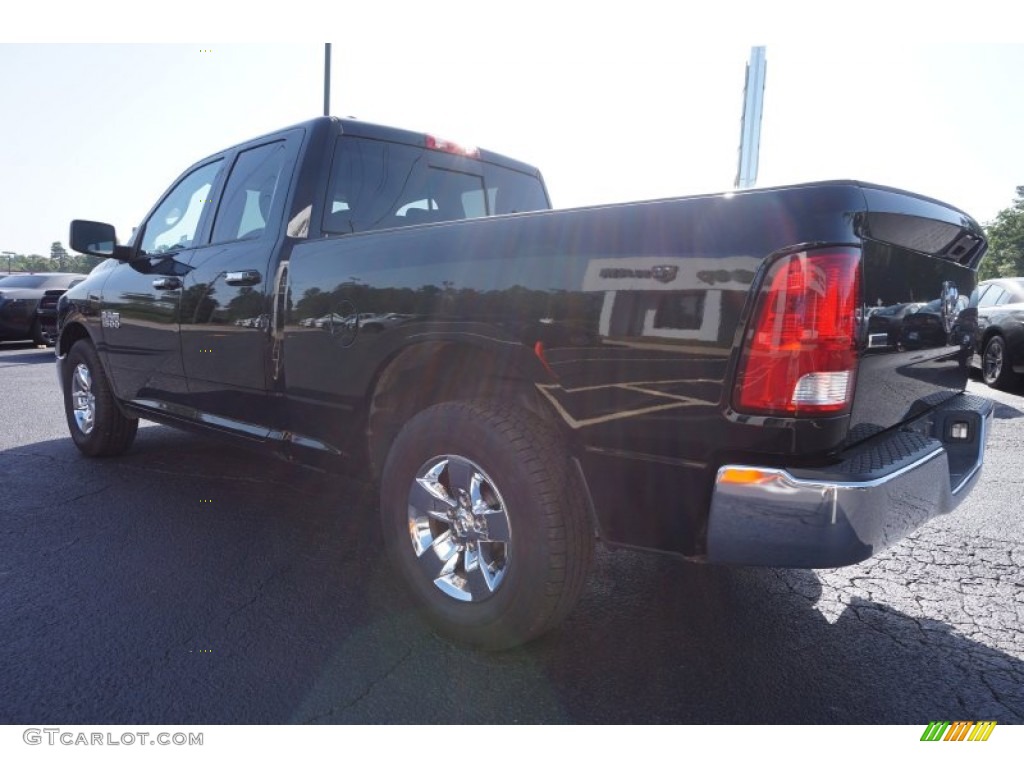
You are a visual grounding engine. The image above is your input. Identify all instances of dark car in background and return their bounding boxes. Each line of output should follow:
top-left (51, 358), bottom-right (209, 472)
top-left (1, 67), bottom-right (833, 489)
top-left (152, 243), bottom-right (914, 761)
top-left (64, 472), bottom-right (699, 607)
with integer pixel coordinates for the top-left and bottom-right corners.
top-left (969, 277), bottom-right (1024, 389)
top-left (36, 289), bottom-right (70, 345)
top-left (898, 299), bottom-right (947, 350)
top-left (896, 291), bottom-right (970, 352)
top-left (867, 301), bottom-right (924, 349)
top-left (0, 273), bottom-right (88, 345)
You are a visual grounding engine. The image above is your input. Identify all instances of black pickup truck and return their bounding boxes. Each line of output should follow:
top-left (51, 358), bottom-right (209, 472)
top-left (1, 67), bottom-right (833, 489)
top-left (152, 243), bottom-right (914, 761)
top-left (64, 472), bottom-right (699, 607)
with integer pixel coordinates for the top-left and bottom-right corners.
top-left (59, 116), bottom-right (994, 649)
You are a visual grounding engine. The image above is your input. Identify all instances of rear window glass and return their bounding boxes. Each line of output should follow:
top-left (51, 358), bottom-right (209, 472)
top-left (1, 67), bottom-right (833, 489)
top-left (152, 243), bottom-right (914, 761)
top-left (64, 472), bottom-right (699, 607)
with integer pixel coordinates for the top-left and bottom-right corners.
top-left (0, 274), bottom-right (81, 289)
top-left (322, 136), bottom-right (547, 235)
top-left (0, 275), bottom-right (48, 288)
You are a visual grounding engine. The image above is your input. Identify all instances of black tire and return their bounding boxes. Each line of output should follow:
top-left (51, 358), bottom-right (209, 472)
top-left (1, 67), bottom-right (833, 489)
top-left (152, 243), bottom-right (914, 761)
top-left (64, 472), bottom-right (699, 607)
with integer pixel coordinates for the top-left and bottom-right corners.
top-left (982, 335), bottom-right (1017, 390)
top-left (380, 400), bottom-right (594, 650)
top-left (30, 318), bottom-right (46, 346)
top-left (63, 340), bottom-right (139, 457)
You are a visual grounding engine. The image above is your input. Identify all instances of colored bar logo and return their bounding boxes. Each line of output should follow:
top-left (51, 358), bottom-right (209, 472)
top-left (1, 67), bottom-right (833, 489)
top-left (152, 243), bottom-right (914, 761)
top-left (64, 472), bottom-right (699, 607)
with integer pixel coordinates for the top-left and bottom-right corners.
top-left (921, 721), bottom-right (997, 742)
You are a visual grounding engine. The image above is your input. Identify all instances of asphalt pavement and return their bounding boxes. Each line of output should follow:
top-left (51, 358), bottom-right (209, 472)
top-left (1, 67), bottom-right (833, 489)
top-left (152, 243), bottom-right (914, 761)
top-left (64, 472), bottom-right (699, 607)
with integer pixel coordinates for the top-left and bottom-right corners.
top-left (1, 340), bottom-right (1022, 724)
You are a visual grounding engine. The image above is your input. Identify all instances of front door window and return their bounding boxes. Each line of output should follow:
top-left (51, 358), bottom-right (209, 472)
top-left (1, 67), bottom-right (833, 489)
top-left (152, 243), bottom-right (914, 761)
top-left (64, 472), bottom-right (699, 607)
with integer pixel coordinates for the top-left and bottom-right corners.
top-left (140, 161), bottom-right (223, 255)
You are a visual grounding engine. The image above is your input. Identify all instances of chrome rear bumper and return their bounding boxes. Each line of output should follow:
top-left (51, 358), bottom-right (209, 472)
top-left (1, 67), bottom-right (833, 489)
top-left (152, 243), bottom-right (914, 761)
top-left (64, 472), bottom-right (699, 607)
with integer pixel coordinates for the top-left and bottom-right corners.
top-left (706, 393), bottom-right (994, 568)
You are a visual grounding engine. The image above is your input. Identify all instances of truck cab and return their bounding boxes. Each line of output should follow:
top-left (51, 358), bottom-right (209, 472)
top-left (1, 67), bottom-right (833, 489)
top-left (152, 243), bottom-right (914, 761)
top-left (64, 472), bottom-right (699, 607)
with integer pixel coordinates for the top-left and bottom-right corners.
top-left (61, 117), bottom-right (549, 432)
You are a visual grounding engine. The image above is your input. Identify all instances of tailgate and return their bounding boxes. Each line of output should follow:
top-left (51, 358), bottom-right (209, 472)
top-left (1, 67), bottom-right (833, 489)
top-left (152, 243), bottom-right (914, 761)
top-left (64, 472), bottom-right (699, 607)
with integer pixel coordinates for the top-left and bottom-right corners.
top-left (849, 184), bottom-right (986, 445)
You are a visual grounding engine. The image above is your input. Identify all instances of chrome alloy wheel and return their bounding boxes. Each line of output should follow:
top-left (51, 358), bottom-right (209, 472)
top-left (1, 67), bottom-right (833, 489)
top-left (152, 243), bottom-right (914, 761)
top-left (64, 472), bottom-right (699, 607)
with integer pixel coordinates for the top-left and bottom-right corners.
top-left (407, 455), bottom-right (512, 602)
top-left (71, 362), bottom-right (96, 435)
top-left (983, 338), bottom-right (1004, 384)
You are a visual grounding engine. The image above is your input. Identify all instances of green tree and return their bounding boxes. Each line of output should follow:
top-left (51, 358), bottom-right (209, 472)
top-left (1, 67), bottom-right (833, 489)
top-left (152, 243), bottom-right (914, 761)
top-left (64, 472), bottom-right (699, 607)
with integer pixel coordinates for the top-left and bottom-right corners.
top-left (66, 253), bottom-right (104, 274)
top-left (1, 245), bottom-right (103, 275)
top-left (23, 254), bottom-right (52, 272)
top-left (51, 241), bottom-right (69, 271)
top-left (979, 186), bottom-right (1024, 281)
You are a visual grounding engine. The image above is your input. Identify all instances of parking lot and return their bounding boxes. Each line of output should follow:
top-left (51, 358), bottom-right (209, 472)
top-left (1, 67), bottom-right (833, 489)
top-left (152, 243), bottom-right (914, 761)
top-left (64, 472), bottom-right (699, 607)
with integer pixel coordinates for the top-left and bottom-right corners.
top-left (1, 340), bottom-right (1022, 724)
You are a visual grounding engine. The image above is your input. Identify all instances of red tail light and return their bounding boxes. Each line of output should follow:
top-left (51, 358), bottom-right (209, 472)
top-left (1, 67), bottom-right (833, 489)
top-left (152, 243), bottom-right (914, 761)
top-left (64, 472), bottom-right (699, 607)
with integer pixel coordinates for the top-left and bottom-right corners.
top-left (734, 248), bottom-right (861, 416)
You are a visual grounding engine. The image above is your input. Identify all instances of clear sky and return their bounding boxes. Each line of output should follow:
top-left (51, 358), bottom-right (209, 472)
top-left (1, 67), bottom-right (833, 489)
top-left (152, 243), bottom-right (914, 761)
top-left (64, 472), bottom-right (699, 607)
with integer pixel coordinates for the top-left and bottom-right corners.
top-left (2, 3), bottom-right (1022, 257)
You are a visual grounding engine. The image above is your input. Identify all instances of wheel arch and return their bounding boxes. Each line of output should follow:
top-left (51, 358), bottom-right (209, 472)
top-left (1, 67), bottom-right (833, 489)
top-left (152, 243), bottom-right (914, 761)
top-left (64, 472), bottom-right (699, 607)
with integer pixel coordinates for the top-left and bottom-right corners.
top-left (366, 338), bottom-right (569, 481)
top-left (1002, 321), bottom-right (1024, 373)
top-left (58, 319), bottom-right (95, 358)
top-left (980, 325), bottom-right (1003, 348)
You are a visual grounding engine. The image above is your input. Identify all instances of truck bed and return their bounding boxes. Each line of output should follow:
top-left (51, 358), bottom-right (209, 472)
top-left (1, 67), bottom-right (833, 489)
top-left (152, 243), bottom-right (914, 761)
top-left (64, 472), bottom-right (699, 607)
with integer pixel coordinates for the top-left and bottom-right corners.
top-left (284, 179), bottom-right (987, 557)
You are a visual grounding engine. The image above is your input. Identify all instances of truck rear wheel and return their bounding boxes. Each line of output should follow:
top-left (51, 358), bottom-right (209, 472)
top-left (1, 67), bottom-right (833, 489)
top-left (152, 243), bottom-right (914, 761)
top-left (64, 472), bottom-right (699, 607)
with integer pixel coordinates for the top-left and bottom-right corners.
top-left (380, 400), bottom-right (593, 649)
top-left (63, 340), bottom-right (139, 457)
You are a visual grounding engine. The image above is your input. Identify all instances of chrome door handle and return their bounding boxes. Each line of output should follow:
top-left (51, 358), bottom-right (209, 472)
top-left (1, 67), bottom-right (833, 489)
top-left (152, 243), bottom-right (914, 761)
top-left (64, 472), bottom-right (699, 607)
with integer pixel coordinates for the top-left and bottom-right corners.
top-left (225, 270), bottom-right (262, 286)
top-left (152, 277), bottom-right (182, 290)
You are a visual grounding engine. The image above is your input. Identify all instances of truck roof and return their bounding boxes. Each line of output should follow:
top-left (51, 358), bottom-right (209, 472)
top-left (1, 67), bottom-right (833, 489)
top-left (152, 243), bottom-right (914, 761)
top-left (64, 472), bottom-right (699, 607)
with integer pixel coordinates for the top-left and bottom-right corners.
top-left (214, 115), bottom-right (544, 179)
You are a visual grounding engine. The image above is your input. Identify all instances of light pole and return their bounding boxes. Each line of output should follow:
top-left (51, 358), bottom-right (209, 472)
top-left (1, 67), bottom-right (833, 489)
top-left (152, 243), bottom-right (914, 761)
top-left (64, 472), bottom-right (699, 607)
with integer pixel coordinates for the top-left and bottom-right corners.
top-left (736, 46), bottom-right (767, 190)
top-left (324, 43), bottom-right (331, 117)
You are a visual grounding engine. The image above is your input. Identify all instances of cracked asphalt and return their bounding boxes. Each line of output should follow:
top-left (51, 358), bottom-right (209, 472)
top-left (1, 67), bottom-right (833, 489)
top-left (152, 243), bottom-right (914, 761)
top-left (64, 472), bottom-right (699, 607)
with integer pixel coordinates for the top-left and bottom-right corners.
top-left (1, 340), bottom-right (1022, 724)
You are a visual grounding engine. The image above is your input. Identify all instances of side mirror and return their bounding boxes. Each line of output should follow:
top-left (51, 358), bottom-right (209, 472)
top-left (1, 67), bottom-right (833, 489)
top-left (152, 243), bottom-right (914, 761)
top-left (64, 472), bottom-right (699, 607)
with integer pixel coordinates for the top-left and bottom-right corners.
top-left (69, 220), bottom-right (134, 261)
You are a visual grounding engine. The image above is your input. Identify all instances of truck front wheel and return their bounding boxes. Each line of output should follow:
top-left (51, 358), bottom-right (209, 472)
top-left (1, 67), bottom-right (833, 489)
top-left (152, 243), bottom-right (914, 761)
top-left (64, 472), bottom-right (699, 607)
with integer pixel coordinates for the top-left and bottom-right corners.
top-left (63, 340), bottom-right (139, 457)
top-left (380, 400), bottom-right (593, 649)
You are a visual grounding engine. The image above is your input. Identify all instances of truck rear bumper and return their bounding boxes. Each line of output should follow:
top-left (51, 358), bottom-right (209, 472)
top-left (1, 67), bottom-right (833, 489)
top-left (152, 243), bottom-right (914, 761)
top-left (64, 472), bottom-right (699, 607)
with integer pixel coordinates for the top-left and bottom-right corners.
top-left (706, 393), bottom-right (994, 568)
